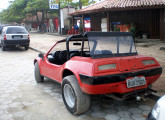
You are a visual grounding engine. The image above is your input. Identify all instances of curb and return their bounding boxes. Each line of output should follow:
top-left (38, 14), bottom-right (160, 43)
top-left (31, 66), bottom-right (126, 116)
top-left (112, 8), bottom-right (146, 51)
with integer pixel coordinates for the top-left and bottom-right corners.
top-left (30, 32), bottom-right (69, 37)
top-left (46, 33), bottom-right (69, 37)
top-left (29, 47), bottom-right (45, 54)
top-left (28, 33), bottom-right (68, 54)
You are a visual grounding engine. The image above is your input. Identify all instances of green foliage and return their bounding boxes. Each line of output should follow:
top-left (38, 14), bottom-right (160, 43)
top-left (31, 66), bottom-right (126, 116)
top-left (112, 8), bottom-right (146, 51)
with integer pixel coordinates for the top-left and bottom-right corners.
top-left (24, 0), bottom-right (50, 29)
top-left (0, 0), bottom-right (28, 23)
top-left (129, 24), bottom-right (137, 38)
top-left (113, 26), bottom-right (120, 32)
top-left (117, 27), bottom-right (120, 32)
top-left (24, 0), bottom-right (49, 13)
top-left (0, 0), bottom-right (96, 25)
top-left (0, 0), bottom-right (55, 24)
top-left (61, 0), bottom-right (96, 9)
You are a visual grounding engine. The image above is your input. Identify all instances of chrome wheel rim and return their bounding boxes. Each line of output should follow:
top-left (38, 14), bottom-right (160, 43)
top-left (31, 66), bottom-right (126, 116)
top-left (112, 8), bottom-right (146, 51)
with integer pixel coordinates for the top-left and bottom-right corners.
top-left (63, 84), bottom-right (75, 108)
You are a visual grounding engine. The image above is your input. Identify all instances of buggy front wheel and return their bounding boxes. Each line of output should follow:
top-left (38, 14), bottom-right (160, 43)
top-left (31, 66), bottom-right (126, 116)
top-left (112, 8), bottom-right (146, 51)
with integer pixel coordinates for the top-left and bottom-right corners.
top-left (34, 62), bottom-right (44, 83)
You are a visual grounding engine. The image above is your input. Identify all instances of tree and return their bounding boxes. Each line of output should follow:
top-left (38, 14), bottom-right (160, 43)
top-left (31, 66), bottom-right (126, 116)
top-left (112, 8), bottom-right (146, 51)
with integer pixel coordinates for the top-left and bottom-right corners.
top-left (0, 0), bottom-right (95, 32)
top-left (0, 0), bottom-right (29, 24)
top-left (24, 0), bottom-right (49, 30)
top-left (24, 0), bottom-right (60, 31)
top-left (0, 0), bottom-right (58, 30)
top-left (61, 0), bottom-right (95, 9)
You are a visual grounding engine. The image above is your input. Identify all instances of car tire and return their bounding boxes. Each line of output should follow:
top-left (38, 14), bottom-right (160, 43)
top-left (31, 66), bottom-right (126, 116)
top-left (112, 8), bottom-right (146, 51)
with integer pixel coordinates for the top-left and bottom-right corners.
top-left (34, 62), bottom-right (44, 83)
top-left (25, 46), bottom-right (29, 50)
top-left (2, 45), bottom-right (6, 51)
top-left (62, 75), bottom-right (90, 115)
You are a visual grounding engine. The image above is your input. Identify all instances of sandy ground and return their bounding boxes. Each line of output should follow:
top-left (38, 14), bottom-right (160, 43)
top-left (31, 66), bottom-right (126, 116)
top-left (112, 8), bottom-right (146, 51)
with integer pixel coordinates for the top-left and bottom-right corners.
top-left (136, 41), bottom-right (165, 95)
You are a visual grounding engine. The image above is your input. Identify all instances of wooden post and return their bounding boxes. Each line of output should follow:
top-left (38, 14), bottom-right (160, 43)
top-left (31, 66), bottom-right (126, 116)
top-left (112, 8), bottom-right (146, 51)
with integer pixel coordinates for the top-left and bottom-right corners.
top-left (107, 12), bottom-right (110, 31)
top-left (160, 9), bottom-right (164, 41)
top-left (72, 16), bottom-right (74, 28)
top-left (82, 14), bottom-right (85, 33)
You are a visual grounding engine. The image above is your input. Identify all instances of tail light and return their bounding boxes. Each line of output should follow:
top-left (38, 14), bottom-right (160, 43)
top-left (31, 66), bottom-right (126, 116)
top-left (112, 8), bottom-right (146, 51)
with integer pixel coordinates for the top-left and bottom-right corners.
top-left (142, 60), bottom-right (156, 65)
top-left (98, 64), bottom-right (116, 70)
top-left (95, 62), bottom-right (118, 73)
top-left (28, 34), bottom-right (30, 39)
top-left (4, 34), bottom-right (6, 40)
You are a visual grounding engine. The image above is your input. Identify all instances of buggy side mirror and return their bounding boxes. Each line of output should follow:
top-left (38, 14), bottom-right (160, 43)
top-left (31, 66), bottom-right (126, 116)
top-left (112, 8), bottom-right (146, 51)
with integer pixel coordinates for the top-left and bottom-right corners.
top-left (38, 53), bottom-right (44, 60)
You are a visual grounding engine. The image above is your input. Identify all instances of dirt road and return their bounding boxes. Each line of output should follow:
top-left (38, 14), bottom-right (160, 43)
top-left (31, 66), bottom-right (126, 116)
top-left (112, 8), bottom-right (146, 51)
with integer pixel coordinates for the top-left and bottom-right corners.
top-left (136, 41), bottom-right (165, 95)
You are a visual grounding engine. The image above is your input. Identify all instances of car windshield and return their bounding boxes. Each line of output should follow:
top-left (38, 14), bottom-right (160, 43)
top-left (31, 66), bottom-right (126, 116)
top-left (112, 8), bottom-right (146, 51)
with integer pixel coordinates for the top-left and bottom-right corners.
top-left (87, 32), bottom-right (137, 58)
top-left (6, 27), bottom-right (28, 34)
top-left (0, 26), bottom-right (5, 32)
top-left (0, 26), bottom-right (4, 30)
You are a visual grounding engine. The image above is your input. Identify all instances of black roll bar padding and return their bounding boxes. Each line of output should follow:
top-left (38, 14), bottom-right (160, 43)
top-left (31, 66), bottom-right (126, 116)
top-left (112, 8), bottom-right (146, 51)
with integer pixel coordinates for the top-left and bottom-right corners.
top-left (66, 34), bottom-right (84, 60)
top-left (66, 35), bottom-right (73, 60)
top-left (80, 36), bottom-right (84, 56)
top-left (81, 32), bottom-right (87, 56)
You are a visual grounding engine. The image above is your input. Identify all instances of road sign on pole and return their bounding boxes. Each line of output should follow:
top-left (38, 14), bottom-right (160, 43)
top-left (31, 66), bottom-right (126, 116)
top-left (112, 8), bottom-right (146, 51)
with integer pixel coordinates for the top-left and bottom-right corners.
top-left (49, 0), bottom-right (61, 34)
top-left (49, 0), bottom-right (59, 9)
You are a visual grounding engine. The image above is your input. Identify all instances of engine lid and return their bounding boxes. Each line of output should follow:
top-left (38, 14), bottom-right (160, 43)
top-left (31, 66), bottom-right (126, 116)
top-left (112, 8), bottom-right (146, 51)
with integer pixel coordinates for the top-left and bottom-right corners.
top-left (117, 58), bottom-right (144, 72)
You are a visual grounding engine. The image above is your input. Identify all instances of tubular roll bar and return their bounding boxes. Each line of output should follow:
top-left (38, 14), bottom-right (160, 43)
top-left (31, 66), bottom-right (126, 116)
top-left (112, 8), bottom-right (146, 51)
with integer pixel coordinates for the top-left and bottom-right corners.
top-left (66, 33), bottom-right (86, 60)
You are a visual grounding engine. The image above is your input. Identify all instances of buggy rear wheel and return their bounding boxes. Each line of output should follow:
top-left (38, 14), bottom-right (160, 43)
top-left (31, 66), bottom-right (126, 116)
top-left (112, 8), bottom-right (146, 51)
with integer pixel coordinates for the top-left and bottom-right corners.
top-left (62, 75), bottom-right (90, 115)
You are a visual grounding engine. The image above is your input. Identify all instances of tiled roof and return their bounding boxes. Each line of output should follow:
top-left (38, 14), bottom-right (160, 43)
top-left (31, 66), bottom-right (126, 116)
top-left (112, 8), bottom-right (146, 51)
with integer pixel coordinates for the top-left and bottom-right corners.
top-left (69, 0), bottom-right (165, 15)
top-left (104, 0), bottom-right (165, 8)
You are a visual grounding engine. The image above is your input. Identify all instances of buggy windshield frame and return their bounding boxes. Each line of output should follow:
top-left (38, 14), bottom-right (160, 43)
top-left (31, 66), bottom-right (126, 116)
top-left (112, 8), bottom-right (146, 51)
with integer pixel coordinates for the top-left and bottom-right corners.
top-left (86, 32), bottom-right (138, 59)
top-left (65, 32), bottom-right (138, 60)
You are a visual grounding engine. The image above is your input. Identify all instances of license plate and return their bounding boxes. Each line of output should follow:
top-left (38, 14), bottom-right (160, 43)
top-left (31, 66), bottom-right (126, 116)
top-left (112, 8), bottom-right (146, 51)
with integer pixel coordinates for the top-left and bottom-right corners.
top-left (14, 36), bottom-right (21, 39)
top-left (16, 44), bottom-right (19, 47)
top-left (126, 76), bottom-right (146, 88)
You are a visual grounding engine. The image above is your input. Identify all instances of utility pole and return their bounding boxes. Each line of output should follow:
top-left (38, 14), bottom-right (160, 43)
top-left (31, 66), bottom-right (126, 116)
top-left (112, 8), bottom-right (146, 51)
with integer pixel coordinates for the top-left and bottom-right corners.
top-left (58, 2), bottom-right (61, 34)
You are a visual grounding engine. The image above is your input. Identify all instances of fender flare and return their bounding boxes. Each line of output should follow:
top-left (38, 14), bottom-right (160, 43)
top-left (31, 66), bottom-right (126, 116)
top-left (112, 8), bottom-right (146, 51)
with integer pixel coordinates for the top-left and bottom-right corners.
top-left (34, 58), bottom-right (43, 74)
top-left (62, 69), bottom-right (83, 90)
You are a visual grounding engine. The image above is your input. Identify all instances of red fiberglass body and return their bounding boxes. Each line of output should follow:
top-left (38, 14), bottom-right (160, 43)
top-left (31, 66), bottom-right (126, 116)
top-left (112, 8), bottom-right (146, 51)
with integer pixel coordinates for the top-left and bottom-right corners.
top-left (34, 32), bottom-right (162, 97)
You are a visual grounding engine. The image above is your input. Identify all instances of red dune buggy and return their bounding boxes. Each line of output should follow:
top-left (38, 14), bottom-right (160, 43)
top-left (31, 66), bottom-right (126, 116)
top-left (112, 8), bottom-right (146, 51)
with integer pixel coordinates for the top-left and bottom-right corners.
top-left (34, 32), bottom-right (162, 114)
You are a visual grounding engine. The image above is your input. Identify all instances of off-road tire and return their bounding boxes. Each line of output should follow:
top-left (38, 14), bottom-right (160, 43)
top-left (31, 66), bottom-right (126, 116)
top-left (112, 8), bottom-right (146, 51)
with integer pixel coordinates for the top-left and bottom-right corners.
top-left (25, 46), bottom-right (29, 50)
top-left (62, 75), bottom-right (90, 115)
top-left (34, 62), bottom-right (44, 83)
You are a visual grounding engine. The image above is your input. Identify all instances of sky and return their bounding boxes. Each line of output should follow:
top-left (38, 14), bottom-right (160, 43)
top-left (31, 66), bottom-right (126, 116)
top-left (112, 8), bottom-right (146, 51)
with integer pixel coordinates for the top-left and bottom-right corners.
top-left (0, 0), bottom-right (13, 12)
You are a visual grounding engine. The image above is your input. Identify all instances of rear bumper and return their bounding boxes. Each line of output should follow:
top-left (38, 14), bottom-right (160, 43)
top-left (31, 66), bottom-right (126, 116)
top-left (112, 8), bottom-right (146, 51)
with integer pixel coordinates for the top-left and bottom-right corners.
top-left (2, 39), bottom-right (30, 47)
top-left (80, 67), bottom-right (162, 85)
top-left (79, 67), bottom-right (162, 94)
